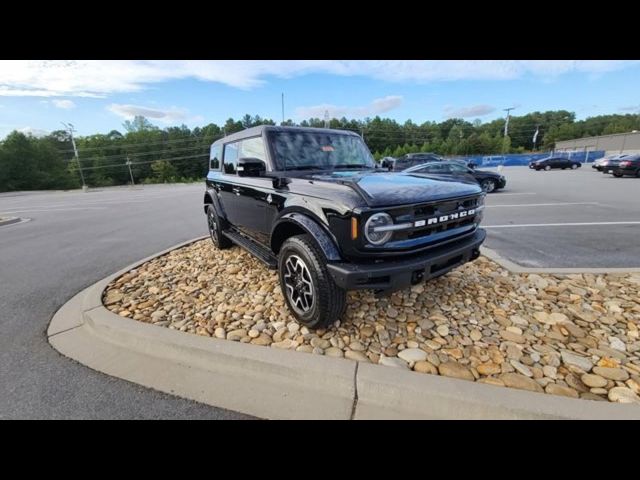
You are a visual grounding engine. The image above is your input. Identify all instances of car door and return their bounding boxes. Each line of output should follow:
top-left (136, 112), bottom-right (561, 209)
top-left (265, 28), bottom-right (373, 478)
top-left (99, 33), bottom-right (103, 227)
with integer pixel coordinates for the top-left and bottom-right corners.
top-left (230, 136), bottom-right (275, 245)
top-left (218, 140), bottom-right (243, 226)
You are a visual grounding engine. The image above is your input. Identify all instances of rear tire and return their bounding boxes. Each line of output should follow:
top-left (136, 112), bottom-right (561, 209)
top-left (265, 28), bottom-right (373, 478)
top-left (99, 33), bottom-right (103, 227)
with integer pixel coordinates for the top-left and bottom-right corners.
top-left (613, 172), bottom-right (623, 178)
top-left (278, 234), bottom-right (346, 329)
top-left (571, 164), bottom-right (578, 170)
top-left (206, 205), bottom-right (232, 249)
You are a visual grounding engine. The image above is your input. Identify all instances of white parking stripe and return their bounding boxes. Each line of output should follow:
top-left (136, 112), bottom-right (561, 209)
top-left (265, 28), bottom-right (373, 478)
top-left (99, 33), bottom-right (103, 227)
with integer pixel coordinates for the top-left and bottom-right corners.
top-left (486, 202), bottom-right (600, 208)
top-left (484, 221), bottom-right (640, 229)
top-left (490, 192), bottom-right (537, 196)
top-left (0, 207), bottom-right (108, 214)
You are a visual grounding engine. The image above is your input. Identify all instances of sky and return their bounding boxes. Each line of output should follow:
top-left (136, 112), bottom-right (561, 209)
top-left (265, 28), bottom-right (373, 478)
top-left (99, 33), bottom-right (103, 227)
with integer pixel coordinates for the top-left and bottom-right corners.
top-left (1, 60), bottom-right (639, 139)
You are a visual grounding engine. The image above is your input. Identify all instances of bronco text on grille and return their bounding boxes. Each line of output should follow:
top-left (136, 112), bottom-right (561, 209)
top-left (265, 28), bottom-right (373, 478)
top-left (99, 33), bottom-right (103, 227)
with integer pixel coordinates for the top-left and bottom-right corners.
top-left (204, 126), bottom-right (486, 328)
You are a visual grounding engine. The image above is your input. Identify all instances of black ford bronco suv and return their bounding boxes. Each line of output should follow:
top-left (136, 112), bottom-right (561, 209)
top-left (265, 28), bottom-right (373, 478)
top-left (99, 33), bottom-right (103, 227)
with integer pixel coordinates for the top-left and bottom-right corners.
top-left (204, 126), bottom-right (486, 328)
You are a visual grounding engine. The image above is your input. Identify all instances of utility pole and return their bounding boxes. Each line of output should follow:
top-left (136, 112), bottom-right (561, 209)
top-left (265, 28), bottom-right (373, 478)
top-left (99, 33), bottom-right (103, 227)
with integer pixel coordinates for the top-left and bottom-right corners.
top-left (62, 122), bottom-right (87, 191)
top-left (126, 155), bottom-right (135, 186)
top-left (503, 106), bottom-right (516, 137)
top-left (281, 93), bottom-right (285, 125)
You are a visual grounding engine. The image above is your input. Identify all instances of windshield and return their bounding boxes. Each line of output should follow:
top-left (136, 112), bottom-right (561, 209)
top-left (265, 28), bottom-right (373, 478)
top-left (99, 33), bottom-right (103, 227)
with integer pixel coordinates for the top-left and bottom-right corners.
top-left (268, 130), bottom-right (376, 171)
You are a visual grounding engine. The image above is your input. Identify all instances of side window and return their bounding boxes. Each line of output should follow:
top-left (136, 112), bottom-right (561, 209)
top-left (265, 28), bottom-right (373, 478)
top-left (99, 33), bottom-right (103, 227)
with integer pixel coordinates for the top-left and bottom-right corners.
top-left (431, 164), bottom-right (449, 173)
top-left (449, 163), bottom-right (468, 173)
top-left (239, 136), bottom-right (266, 161)
top-left (210, 145), bottom-right (222, 170)
top-left (223, 141), bottom-right (240, 174)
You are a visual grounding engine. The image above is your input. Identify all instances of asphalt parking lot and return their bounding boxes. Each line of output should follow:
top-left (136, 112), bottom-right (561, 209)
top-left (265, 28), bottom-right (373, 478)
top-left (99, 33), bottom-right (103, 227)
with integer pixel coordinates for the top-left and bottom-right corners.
top-left (482, 165), bottom-right (640, 268)
top-left (0, 184), bottom-right (250, 419)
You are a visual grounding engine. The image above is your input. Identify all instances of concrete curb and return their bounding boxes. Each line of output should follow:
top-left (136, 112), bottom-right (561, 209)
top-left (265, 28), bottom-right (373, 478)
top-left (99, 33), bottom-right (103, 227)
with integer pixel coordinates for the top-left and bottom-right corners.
top-left (481, 246), bottom-right (640, 274)
top-left (0, 216), bottom-right (23, 227)
top-left (47, 237), bottom-right (640, 419)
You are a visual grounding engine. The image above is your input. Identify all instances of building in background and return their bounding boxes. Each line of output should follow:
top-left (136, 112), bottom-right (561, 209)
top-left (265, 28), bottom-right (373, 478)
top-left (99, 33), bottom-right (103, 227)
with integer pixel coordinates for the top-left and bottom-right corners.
top-left (555, 131), bottom-right (640, 157)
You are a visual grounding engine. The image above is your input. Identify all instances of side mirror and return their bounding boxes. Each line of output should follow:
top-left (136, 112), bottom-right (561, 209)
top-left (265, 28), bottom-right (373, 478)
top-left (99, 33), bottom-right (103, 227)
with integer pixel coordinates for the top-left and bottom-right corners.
top-left (237, 157), bottom-right (266, 177)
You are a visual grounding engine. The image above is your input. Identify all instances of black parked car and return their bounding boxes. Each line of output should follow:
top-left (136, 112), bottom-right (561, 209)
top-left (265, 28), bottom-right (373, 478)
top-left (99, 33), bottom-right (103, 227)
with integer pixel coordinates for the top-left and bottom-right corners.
top-left (383, 153), bottom-right (476, 171)
top-left (403, 160), bottom-right (506, 193)
top-left (607, 154), bottom-right (640, 177)
top-left (600, 154), bottom-right (631, 174)
top-left (529, 157), bottom-right (582, 171)
top-left (592, 154), bottom-right (621, 171)
top-left (204, 126), bottom-right (486, 327)
top-left (382, 153), bottom-right (444, 171)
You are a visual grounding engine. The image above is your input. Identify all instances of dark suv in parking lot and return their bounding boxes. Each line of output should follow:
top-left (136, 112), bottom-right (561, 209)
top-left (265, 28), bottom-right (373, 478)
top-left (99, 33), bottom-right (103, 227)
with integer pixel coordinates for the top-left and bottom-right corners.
top-left (529, 157), bottom-right (582, 171)
top-left (204, 126), bottom-right (486, 327)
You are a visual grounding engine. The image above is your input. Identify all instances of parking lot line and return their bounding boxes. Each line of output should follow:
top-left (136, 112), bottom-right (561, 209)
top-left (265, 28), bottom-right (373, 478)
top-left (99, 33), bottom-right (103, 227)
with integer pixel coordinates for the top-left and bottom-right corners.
top-left (486, 202), bottom-right (600, 208)
top-left (484, 221), bottom-right (640, 229)
top-left (491, 192), bottom-right (537, 196)
top-left (0, 207), bottom-right (109, 214)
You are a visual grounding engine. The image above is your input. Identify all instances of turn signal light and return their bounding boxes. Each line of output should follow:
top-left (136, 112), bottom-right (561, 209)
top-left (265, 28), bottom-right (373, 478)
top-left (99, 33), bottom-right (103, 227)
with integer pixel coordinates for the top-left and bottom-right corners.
top-left (351, 217), bottom-right (358, 240)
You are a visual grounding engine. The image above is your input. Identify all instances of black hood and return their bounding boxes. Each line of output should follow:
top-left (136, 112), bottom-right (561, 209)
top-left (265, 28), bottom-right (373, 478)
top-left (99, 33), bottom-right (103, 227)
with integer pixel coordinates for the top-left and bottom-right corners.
top-left (306, 170), bottom-right (482, 207)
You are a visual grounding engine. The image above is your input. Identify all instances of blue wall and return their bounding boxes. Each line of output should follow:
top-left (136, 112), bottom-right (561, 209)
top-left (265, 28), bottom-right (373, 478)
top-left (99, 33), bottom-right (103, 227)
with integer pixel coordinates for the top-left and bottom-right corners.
top-left (451, 150), bottom-right (606, 167)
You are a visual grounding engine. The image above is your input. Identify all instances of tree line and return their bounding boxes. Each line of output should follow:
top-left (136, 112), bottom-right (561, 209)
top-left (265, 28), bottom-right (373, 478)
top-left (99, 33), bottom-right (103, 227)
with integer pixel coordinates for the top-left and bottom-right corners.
top-left (1, 111), bottom-right (639, 192)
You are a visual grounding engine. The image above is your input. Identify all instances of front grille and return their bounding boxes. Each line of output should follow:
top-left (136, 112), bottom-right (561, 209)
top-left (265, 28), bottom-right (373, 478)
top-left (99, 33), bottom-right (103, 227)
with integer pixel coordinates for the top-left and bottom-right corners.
top-left (393, 195), bottom-right (481, 242)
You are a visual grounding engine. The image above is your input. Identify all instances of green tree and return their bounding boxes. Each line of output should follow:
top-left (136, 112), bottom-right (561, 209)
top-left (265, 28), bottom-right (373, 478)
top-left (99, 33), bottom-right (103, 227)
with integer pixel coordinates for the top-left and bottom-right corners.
top-left (150, 160), bottom-right (178, 183)
top-left (122, 115), bottom-right (158, 133)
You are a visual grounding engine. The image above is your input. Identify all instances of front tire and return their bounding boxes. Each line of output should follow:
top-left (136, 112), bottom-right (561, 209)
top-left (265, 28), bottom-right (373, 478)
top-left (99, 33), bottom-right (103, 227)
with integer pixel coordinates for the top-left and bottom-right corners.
top-left (480, 178), bottom-right (496, 193)
top-left (206, 205), bottom-right (232, 249)
top-left (544, 165), bottom-right (551, 171)
top-left (571, 164), bottom-right (578, 169)
top-left (613, 172), bottom-right (623, 178)
top-left (278, 234), bottom-right (346, 328)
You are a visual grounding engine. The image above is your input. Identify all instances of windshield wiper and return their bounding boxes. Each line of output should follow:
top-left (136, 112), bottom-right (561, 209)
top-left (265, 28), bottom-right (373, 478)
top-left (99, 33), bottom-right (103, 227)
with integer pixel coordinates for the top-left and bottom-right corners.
top-left (284, 166), bottom-right (324, 171)
top-left (332, 164), bottom-right (373, 169)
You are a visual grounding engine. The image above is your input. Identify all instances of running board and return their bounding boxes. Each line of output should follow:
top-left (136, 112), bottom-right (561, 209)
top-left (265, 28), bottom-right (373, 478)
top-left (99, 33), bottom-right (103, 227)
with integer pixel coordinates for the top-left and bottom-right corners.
top-left (222, 229), bottom-right (278, 269)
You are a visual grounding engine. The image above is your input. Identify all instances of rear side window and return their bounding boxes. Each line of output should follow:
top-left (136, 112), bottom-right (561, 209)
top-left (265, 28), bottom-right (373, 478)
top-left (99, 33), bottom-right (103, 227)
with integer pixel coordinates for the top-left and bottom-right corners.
top-left (210, 144), bottom-right (222, 170)
top-left (223, 141), bottom-right (240, 174)
top-left (239, 136), bottom-right (267, 161)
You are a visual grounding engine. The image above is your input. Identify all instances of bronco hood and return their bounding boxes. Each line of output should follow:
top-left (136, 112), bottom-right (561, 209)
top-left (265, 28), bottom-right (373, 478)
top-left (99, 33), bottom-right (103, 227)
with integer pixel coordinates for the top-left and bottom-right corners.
top-left (307, 170), bottom-right (482, 208)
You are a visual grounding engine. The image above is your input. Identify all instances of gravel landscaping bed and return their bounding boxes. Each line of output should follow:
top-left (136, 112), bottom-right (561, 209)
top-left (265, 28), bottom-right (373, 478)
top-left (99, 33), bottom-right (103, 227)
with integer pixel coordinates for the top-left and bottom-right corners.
top-left (104, 239), bottom-right (640, 405)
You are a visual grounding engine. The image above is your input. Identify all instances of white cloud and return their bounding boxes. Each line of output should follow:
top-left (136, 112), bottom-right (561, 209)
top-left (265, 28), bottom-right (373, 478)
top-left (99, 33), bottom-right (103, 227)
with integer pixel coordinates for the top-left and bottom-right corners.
top-left (295, 95), bottom-right (403, 119)
top-left (52, 99), bottom-right (76, 109)
top-left (18, 126), bottom-right (49, 137)
top-left (107, 103), bottom-right (189, 124)
top-left (0, 60), bottom-right (638, 97)
top-left (444, 104), bottom-right (496, 118)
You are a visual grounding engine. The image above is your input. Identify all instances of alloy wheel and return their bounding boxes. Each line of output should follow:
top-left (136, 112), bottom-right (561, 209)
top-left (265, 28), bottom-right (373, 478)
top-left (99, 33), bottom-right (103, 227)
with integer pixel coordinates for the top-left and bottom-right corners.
top-left (283, 254), bottom-right (314, 314)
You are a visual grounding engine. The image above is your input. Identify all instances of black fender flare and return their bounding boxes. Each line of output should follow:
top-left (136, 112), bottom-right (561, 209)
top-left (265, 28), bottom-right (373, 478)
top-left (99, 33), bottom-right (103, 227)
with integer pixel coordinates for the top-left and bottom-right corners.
top-left (271, 212), bottom-right (342, 261)
top-left (203, 189), bottom-right (226, 220)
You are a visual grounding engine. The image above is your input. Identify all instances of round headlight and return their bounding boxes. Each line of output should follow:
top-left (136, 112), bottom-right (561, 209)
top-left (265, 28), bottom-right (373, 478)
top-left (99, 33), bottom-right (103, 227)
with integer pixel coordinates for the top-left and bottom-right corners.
top-left (365, 213), bottom-right (394, 245)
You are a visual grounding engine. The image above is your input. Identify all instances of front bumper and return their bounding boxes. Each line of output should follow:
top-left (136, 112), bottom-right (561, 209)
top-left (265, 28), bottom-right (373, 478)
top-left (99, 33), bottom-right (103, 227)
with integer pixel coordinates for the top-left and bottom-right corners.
top-left (327, 229), bottom-right (486, 292)
top-left (497, 177), bottom-right (507, 188)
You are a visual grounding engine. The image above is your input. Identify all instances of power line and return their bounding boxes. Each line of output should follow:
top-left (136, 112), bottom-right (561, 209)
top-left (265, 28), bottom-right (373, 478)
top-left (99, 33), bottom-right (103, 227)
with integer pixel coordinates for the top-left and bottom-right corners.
top-left (61, 143), bottom-right (209, 164)
top-left (68, 153), bottom-right (209, 172)
top-left (57, 134), bottom-right (224, 154)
